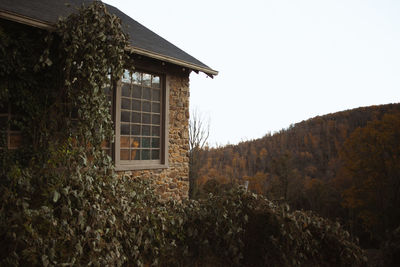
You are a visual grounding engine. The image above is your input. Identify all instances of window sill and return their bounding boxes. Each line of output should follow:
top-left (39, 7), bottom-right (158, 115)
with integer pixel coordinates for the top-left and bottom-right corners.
top-left (115, 163), bottom-right (169, 171)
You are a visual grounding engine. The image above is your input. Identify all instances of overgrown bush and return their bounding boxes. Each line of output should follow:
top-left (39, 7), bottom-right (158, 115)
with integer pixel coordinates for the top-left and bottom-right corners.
top-left (1, 172), bottom-right (367, 266)
top-left (0, 2), bottom-right (367, 266)
top-left (182, 185), bottom-right (367, 267)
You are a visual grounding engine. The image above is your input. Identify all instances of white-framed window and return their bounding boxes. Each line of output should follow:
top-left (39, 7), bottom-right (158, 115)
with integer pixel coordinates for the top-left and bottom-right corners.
top-left (113, 69), bottom-right (168, 170)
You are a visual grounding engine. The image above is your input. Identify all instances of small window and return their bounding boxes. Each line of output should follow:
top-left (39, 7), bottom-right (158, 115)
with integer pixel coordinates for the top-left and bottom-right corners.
top-left (114, 70), bottom-right (167, 170)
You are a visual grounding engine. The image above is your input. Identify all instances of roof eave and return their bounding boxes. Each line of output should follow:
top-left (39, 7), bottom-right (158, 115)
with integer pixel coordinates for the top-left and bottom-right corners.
top-left (127, 46), bottom-right (218, 77)
top-left (0, 9), bottom-right (218, 77)
top-left (0, 9), bottom-right (54, 30)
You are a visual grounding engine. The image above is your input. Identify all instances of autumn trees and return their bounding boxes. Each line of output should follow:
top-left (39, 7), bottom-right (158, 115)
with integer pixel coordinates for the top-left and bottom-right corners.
top-left (337, 112), bottom-right (400, 243)
top-left (192, 103), bottom-right (400, 247)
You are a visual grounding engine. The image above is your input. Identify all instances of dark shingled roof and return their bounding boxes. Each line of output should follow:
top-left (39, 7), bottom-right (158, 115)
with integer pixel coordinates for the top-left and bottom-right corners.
top-left (0, 0), bottom-right (217, 76)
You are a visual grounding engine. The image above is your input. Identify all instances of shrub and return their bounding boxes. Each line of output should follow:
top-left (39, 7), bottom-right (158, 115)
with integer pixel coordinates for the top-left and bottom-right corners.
top-left (0, 174), bottom-right (367, 266)
top-left (0, 2), bottom-right (367, 266)
top-left (185, 186), bottom-right (367, 267)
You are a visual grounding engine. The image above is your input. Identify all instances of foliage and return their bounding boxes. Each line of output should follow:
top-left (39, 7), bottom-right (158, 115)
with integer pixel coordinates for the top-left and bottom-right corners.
top-left (0, 2), bottom-right (367, 266)
top-left (55, 1), bottom-right (127, 154)
top-left (194, 104), bottom-right (400, 192)
top-left (338, 112), bottom-right (400, 244)
top-left (184, 183), bottom-right (367, 267)
top-left (186, 181), bottom-right (368, 266)
top-left (1, 171), bottom-right (367, 266)
top-left (1, 1), bottom-right (129, 265)
top-left (0, 18), bottom-right (57, 160)
top-left (193, 104), bottom-right (400, 247)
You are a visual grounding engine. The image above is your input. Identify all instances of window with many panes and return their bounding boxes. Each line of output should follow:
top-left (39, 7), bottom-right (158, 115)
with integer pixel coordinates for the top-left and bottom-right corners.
top-left (114, 69), bottom-right (167, 170)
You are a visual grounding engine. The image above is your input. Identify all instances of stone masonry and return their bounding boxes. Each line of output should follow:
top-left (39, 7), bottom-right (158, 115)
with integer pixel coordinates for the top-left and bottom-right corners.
top-left (118, 73), bottom-right (190, 200)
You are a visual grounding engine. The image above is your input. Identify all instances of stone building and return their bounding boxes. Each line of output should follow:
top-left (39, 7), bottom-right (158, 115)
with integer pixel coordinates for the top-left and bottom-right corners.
top-left (0, 0), bottom-right (217, 200)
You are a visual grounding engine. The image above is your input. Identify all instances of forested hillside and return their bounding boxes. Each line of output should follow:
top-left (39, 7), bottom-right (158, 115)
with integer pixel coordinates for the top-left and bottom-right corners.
top-left (192, 103), bottom-right (400, 247)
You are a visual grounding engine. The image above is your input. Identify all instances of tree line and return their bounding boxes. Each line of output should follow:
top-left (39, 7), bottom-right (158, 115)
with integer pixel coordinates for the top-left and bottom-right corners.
top-left (190, 103), bottom-right (400, 248)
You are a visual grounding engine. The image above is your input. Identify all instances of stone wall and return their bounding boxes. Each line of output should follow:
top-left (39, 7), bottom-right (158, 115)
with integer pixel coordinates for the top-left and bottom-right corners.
top-left (118, 72), bottom-right (190, 201)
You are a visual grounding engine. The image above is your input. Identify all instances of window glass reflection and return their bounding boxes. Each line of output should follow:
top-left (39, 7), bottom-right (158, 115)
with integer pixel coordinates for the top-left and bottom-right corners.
top-left (132, 72), bottom-right (141, 84)
top-left (142, 74), bottom-right (151, 87)
top-left (152, 76), bottom-right (160, 88)
top-left (122, 69), bottom-right (131, 83)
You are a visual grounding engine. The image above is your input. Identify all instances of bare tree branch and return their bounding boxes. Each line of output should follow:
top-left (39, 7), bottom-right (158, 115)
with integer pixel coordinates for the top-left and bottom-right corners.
top-left (188, 108), bottom-right (210, 198)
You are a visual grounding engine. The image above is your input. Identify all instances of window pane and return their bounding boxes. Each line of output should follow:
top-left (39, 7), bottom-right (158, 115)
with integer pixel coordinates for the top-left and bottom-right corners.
top-left (121, 123), bottom-right (130, 135)
top-left (142, 113), bottom-right (150, 124)
top-left (122, 83), bottom-right (131, 97)
top-left (121, 111), bottom-right (130, 122)
top-left (120, 149), bottom-right (130, 160)
top-left (143, 87), bottom-right (151, 100)
top-left (132, 72), bottom-right (141, 84)
top-left (142, 149), bottom-right (150, 160)
top-left (9, 133), bottom-right (22, 148)
top-left (152, 102), bottom-right (160, 113)
top-left (120, 136), bottom-right (130, 148)
top-left (152, 126), bottom-right (160, 137)
top-left (151, 138), bottom-right (160, 148)
top-left (132, 85), bottom-right (141, 98)
top-left (131, 149), bottom-right (140, 160)
top-left (131, 124), bottom-right (140, 135)
top-left (142, 74), bottom-right (151, 87)
top-left (142, 102), bottom-right (151, 112)
top-left (122, 70), bottom-right (131, 83)
top-left (152, 76), bottom-right (160, 88)
top-left (152, 89), bottom-right (160, 101)
top-left (131, 137), bottom-right (140, 148)
top-left (142, 125), bottom-right (150, 136)
top-left (132, 100), bottom-right (141, 111)
top-left (121, 98), bottom-right (130, 109)
top-left (142, 137), bottom-right (150, 148)
top-left (151, 149), bottom-right (160, 160)
top-left (132, 112), bottom-right (141, 123)
top-left (152, 114), bottom-right (160, 125)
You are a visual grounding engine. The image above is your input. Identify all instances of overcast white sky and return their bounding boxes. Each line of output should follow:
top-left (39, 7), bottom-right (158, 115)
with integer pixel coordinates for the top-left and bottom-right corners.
top-left (104, 0), bottom-right (400, 146)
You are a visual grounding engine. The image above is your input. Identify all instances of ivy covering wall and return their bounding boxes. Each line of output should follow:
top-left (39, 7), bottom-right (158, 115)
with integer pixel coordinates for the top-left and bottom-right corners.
top-left (0, 2), bottom-right (367, 266)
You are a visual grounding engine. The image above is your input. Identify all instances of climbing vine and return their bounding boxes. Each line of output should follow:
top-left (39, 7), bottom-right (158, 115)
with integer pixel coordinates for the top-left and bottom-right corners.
top-left (0, 2), bottom-right (367, 266)
top-left (55, 1), bottom-right (127, 157)
top-left (0, 2), bottom-right (132, 265)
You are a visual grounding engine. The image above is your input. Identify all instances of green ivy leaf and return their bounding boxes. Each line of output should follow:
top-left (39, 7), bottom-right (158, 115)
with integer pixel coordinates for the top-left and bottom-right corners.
top-left (53, 191), bottom-right (60, 203)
